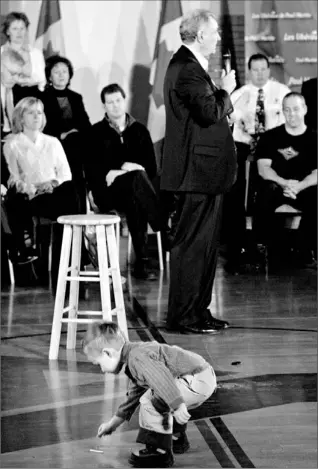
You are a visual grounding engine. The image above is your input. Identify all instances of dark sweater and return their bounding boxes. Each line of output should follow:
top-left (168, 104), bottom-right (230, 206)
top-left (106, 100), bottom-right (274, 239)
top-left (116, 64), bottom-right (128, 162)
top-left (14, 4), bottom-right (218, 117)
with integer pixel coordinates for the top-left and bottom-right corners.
top-left (115, 341), bottom-right (211, 421)
top-left (86, 114), bottom-right (157, 207)
top-left (42, 86), bottom-right (91, 138)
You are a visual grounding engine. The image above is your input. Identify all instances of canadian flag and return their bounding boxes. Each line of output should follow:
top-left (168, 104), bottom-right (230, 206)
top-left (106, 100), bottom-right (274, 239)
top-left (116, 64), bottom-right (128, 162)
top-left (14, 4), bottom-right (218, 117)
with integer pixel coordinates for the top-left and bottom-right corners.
top-left (34, 0), bottom-right (65, 59)
top-left (147, 0), bottom-right (183, 168)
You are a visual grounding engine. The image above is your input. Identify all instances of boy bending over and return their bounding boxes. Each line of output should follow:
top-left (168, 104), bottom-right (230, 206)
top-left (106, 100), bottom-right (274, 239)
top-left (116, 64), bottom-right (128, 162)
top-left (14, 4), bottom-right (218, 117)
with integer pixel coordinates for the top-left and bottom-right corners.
top-left (82, 321), bottom-right (217, 468)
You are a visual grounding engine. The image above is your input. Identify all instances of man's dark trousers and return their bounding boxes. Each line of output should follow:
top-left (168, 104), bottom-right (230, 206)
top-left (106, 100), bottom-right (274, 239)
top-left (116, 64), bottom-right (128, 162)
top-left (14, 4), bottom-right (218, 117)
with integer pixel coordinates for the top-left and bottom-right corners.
top-left (97, 170), bottom-right (163, 261)
top-left (167, 192), bottom-right (223, 328)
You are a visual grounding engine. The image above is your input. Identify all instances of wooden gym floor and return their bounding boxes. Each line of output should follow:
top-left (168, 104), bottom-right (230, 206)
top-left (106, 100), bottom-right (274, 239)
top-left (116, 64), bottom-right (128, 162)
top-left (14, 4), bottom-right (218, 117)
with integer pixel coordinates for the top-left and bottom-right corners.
top-left (1, 239), bottom-right (317, 468)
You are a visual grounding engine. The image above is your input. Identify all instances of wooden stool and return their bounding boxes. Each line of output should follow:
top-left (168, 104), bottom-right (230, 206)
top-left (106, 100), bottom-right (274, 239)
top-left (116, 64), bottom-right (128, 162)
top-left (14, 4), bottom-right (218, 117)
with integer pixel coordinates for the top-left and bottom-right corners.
top-left (49, 214), bottom-right (128, 360)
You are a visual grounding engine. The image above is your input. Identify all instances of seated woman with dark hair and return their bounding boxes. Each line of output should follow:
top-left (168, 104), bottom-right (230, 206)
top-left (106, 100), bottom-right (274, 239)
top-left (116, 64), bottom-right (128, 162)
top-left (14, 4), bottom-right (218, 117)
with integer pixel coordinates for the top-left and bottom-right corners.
top-left (3, 96), bottom-right (80, 269)
top-left (42, 55), bottom-right (91, 213)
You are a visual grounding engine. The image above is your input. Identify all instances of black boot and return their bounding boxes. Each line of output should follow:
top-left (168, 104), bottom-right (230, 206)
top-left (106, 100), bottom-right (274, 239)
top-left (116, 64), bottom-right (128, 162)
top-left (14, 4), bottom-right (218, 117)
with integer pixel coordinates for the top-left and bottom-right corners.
top-left (128, 445), bottom-right (174, 468)
top-left (172, 432), bottom-right (190, 454)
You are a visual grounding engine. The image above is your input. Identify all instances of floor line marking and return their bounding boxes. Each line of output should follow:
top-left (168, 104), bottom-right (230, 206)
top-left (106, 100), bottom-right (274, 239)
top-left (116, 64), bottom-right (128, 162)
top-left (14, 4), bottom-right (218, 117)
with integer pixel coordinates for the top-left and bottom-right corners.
top-left (210, 417), bottom-right (255, 468)
top-left (194, 420), bottom-right (236, 468)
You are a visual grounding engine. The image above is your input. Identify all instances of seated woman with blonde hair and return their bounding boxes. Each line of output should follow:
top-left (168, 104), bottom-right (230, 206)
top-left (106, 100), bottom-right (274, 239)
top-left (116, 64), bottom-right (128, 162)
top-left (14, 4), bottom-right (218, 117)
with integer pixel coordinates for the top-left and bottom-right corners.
top-left (3, 97), bottom-right (79, 271)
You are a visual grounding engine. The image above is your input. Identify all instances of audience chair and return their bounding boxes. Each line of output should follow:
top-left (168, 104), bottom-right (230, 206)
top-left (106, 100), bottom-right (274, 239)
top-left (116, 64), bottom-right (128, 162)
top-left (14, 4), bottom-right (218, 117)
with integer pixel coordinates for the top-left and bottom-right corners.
top-left (274, 204), bottom-right (302, 229)
top-left (49, 213), bottom-right (128, 360)
top-left (32, 216), bottom-right (55, 271)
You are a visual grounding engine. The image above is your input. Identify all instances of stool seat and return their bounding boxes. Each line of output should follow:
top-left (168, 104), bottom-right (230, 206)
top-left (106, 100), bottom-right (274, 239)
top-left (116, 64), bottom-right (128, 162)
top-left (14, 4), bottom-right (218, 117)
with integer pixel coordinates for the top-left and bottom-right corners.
top-left (58, 214), bottom-right (121, 226)
top-left (275, 205), bottom-right (302, 214)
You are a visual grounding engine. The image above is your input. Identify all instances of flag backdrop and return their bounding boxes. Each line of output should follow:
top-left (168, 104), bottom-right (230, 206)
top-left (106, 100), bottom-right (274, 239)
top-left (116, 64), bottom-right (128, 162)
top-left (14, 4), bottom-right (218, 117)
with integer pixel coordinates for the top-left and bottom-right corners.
top-left (147, 0), bottom-right (183, 169)
top-left (245, 0), bottom-right (317, 90)
top-left (35, 0), bottom-right (65, 59)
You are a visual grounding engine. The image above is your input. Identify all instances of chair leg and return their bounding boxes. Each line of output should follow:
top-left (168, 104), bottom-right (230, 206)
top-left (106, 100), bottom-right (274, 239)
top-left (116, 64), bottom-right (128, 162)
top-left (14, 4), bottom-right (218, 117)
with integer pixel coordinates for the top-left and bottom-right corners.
top-left (7, 252), bottom-right (15, 285)
top-left (245, 160), bottom-right (250, 212)
top-left (127, 233), bottom-right (132, 265)
top-left (67, 225), bottom-right (82, 350)
top-left (96, 225), bottom-right (112, 322)
top-left (49, 225), bottom-right (72, 360)
top-left (156, 231), bottom-right (164, 271)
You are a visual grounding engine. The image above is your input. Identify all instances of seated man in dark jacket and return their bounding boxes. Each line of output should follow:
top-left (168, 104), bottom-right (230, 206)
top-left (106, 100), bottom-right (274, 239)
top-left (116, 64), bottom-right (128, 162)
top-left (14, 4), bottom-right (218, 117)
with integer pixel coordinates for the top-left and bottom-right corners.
top-left (252, 91), bottom-right (317, 268)
top-left (86, 83), bottom-right (167, 279)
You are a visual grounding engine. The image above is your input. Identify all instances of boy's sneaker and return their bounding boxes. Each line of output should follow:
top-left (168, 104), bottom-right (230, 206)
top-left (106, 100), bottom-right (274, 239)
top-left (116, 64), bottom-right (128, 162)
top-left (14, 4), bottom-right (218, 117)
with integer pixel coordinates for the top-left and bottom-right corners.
top-left (128, 445), bottom-right (174, 468)
top-left (172, 433), bottom-right (190, 454)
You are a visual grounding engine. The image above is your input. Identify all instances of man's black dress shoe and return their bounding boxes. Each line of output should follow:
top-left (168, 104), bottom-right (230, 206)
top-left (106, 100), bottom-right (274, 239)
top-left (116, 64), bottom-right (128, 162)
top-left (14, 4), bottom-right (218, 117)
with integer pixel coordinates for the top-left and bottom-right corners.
top-left (203, 315), bottom-right (230, 330)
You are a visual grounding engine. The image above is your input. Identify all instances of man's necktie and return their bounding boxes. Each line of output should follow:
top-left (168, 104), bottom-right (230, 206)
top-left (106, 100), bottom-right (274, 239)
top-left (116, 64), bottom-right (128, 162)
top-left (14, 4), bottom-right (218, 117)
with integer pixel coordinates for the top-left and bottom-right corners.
top-left (254, 88), bottom-right (265, 135)
top-left (5, 87), bottom-right (14, 127)
top-left (250, 88), bottom-right (266, 156)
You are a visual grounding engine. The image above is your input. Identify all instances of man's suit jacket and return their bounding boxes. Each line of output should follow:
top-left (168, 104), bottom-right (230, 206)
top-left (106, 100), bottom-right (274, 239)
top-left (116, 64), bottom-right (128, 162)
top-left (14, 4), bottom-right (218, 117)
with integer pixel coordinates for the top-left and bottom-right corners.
top-left (301, 77), bottom-right (317, 131)
top-left (42, 86), bottom-right (91, 139)
top-left (161, 45), bottom-right (237, 195)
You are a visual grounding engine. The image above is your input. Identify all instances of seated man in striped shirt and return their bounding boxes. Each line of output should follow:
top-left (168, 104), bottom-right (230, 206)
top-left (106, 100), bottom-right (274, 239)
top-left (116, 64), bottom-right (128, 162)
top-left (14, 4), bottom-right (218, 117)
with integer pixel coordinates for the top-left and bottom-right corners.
top-left (83, 321), bottom-right (217, 468)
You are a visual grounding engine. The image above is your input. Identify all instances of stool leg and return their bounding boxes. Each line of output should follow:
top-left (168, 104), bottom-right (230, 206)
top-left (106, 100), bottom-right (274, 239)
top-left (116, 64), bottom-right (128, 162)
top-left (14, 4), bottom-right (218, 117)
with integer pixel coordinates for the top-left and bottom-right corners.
top-left (115, 220), bottom-right (120, 259)
top-left (48, 223), bottom-right (53, 272)
top-left (49, 225), bottom-right (72, 360)
top-left (107, 224), bottom-right (128, 339)
top-left (67, 225), bottom-right (82, 350)
top-left (156, 231), bottom-right (164, 271)
top-left (96, 225), bottom-right (112, 322)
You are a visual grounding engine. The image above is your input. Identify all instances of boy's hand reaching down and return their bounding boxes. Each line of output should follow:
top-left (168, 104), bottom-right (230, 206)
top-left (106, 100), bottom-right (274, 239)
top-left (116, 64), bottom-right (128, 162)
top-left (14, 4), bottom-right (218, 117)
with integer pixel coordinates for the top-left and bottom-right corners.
top-left (97, 415), bottom-right (124, 437)
top-left (173, 402), bottom-right (191, 424)
top-left (97, 421), bottom-right (114, 437)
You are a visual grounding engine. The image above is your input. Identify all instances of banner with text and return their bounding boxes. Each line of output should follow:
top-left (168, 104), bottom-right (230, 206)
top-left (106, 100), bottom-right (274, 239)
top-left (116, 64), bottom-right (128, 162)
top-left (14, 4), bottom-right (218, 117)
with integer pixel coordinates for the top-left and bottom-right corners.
top-left (245, 0), bottom-right (317, 90)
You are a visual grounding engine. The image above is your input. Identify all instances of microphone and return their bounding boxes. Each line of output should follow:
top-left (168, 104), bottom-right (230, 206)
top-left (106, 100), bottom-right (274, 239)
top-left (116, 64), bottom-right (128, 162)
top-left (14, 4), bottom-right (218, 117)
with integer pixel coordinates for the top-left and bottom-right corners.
top-left (223, 50), bottom-right (231, 74)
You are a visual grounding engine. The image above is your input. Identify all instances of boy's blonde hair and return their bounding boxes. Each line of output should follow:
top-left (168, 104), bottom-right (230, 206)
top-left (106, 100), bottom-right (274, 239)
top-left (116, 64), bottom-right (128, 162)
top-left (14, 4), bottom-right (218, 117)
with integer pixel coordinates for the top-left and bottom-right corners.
top-left (82, 321), bottom-right (126, 354)
top-left (1, 48), bottom-right (25, 67)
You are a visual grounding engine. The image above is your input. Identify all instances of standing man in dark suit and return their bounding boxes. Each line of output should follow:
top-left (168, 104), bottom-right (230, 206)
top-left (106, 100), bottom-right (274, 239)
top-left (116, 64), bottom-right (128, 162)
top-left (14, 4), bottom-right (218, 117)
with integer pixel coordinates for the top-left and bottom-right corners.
top-left (161, 9), bottom-right (237, 334)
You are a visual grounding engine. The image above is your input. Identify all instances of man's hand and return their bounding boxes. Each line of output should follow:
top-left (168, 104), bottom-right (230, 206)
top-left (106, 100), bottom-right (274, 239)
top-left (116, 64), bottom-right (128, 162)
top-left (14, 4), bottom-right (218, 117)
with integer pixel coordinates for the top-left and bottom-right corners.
top-left (283, 180), bottom-right (303, 199)
top-left (15, 180), bottom-right (27, 193)
top-left (35, 181), bottom-right (54, 194)
top-left (105, 170), bottom-right (126, 187)
top-left (173, 403), bottom-right (191, 425)
top-left (121, 162), bottom-right (145, 172)
top-left (1, 184), bottom-right (7, 197)
top-left (220, 69), bottom-right (236, 95)
top-left (97, 421), bottom-right (115, 438)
